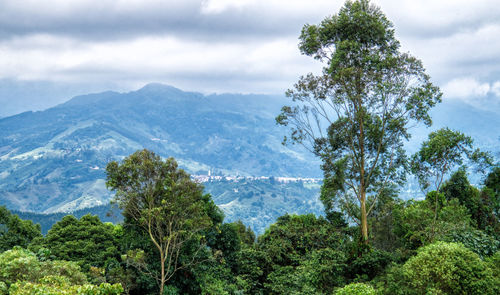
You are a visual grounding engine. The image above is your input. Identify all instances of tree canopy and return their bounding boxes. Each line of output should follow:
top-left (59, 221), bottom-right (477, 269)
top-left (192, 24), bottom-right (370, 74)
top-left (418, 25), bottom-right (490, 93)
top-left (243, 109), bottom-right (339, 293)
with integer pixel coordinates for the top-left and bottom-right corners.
top-left (106, 149), bottom-right (215, 295)
top-left (277, 0), bottom-right (442, 242)
top-left (411, 127), bottom-right (492, 192)
top-left (0, 206), bottom-right (41, 252)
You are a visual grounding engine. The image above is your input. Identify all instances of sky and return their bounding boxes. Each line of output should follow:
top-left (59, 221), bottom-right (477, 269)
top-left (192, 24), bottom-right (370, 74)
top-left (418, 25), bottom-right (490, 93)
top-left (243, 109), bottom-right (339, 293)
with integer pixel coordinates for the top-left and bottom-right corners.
top-left (1, 0), bottom-right (500, 116)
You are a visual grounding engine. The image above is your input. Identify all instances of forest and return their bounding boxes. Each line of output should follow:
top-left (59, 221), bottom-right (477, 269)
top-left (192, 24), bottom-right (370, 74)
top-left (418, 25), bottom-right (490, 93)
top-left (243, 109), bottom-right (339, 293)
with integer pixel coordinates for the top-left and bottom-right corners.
top-left (1, 0), bottom-right (499, 294)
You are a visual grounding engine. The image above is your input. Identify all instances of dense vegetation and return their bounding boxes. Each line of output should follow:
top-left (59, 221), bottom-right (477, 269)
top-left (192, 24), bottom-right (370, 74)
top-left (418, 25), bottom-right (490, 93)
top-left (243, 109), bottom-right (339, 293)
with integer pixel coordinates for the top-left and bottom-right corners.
top-left (0, 1), bottom-right (499, 294)
top-left (1, 162), bottom-right (499, 294)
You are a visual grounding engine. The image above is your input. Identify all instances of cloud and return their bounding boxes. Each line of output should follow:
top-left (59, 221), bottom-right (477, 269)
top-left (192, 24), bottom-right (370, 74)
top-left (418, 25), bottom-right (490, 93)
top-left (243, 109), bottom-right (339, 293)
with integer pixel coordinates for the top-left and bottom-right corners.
top-left (0, 0), bottom-right (345, 42)
top-left (377, 0), bottom-right (500, 38)
top-left (0, 0), bottom-right (500, 110)
top-left (0, 33), bottom-right (320, 94)
top-left (493, 81), bottom-right (500, 97)
top-left (442, 78), bottom-right (493, 99)
top-left (201, 0), bottom-right (253, 14)
top-left (441, 76), bottom-right (500, 115)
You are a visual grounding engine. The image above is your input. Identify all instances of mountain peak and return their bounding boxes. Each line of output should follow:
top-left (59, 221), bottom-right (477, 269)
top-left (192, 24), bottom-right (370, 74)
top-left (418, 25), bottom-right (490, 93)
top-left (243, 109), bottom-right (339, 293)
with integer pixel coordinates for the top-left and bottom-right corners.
top-left (136, 83), bottom-right (202, 99)
top-left (138, 83), bottom-right (180, 92)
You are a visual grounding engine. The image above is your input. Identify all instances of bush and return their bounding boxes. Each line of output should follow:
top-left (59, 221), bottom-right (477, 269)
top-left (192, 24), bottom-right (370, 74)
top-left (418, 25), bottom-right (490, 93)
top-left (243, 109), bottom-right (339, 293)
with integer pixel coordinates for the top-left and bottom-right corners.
top-left (402, 242), bottom-right (499, 294)
top-left (9, 276), bottom-right (123, 295)
top-left (0, 247), bottom-right (122, 295)
top-left (347, 249), bottom-right (393, 281)
top-left (334, 283), bottom-right (376, 295)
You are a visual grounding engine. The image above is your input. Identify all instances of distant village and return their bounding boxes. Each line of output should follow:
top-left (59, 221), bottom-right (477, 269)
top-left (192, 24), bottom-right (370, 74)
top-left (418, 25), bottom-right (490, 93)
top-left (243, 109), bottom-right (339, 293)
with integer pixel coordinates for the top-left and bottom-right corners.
top-left (191, 170), bottom-right (321, 184)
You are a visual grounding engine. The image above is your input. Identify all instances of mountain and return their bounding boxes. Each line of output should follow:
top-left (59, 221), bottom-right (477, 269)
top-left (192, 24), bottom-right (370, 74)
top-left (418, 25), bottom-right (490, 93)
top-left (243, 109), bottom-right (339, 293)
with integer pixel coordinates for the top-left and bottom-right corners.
top-left (0, 83), bottom-right (498, 233)
top-left (0, 83), bottom-right (321, 215)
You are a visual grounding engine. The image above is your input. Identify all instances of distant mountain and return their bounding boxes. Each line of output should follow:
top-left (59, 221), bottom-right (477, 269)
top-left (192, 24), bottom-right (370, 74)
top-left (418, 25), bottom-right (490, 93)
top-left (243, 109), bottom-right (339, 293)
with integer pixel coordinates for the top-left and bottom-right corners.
top-left (0, 83), bottom-right (498, 232)
top-left (0, 83), bottom-right (321, 214)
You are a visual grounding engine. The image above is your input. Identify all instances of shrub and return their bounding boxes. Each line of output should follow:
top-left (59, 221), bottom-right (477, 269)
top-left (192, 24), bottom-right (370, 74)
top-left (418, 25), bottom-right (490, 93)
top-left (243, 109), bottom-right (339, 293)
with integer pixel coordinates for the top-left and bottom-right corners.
top-left (402, 242), bottom-right (499, 294)
top-left (334, 283), bottom-right (376, 295)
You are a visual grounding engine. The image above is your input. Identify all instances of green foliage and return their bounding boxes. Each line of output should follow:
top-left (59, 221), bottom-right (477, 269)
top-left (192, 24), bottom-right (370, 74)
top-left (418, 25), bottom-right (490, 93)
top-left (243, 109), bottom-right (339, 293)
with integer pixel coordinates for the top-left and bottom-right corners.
top-left (233, 220), bottom-right (256, 247)
top-left (278, 0), bottom-right (441, 243)
top-left (0, 247), bottom-right (41, 286)
top-left (296, 248), bottom-right (347, 293)
top-left (485, 167), bottom-right (500, 216)
top-left (411, 128), bottom-right (492, 192)
top-left (367, 189), bottom-right (401, 252)
top-left (441, 169), bottom-right (498, 231)
top-left (106, 149), bottom-right (215, 294)
top-left (448, 228), bottom-right (500, 258)
top-left (256, 214), bottom-right (348, 294)
top-left (13, 205), bottom-right (123, 235)
top-left (264, 265), bottom-right (299, 295)
top-left (0, 247), bottom-right (94, 294)
top-left (258, 214), bottom-right (345, 267)
top-left (347, 248), bottom-right (393, 281)
top-left (485, 251), bottom-right (500, 279)
top-left (401, 242), bottom-right (499, 295)
top-left (209, 222), bottom-right (242, 271)
top-left (193, 258), bottom-right (239, 295)
top-left (234, 248), bottom-right (269, 294)
top-left (263, 248), bottom-right (348, 295)
top-left (393, 198), bottom-right (471, 250)
top-left (9, 275), bottom-right (123, 295)
top-left (0, 206), bottom-right (41, 252)
top-left (334, 282), bottom-right (376, 295)
top-left (30, 214), bottom-right (120, 274)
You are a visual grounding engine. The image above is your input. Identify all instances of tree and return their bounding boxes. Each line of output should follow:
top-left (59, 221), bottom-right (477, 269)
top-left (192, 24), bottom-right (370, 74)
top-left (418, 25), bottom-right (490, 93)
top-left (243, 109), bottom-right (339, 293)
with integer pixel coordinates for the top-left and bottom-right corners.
top-left (411, 128), bottom-right (492, 193)
top-left (31, 214), bottom-right (120, 274)
top-left (0, 247), bottom-right (122, 295)
top-left (484, 166), bottom-right (500, 219)
top-left (411, 128), bottom-right (492, 234)
top-left (393, 198), bottom-right (471, 250)
top-left (106, 149), bottom-right (214, 295)
top-left (276, 0), bottom-right (441, 243)
top-left (441, 170), bottom-right (498, 231)
top-left (256, 214), bottom-right (348, 294)
top-left (0, 206), bottom-right (42, 252)
top-left (400, 242), bottom-right (499, 295)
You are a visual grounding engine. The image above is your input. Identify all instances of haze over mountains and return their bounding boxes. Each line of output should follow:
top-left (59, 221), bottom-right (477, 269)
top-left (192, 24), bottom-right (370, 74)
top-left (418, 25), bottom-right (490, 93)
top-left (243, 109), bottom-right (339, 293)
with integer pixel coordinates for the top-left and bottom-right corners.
top-left (0, 84), bottom-right (323, 230)
top-left (0, 83), bottom-right (499, 232)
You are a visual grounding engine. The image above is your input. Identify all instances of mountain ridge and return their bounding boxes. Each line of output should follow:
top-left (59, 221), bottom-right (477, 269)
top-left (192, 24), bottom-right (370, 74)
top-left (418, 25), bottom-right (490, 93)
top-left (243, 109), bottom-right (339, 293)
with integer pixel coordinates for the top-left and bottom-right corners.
top-left (0, 83), bottom-right (321, 214)
top-left (0, 83), bottom-right (498, 232)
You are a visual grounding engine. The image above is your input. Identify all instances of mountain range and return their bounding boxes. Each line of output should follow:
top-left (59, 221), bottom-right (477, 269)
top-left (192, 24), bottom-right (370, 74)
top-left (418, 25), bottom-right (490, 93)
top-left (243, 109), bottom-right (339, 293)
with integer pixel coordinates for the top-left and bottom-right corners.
top-left (0, 84), bottom-right (321, 219)
top-left (0, 83), bottom-right (498, 233)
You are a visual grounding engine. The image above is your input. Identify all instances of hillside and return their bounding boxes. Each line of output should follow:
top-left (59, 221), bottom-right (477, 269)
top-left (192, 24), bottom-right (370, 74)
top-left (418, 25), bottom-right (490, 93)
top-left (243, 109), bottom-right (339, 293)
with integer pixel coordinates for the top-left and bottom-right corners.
top-left (0, 83), bottom-right (321, 214)
top-left (0, 84), bottom-right (499, 232)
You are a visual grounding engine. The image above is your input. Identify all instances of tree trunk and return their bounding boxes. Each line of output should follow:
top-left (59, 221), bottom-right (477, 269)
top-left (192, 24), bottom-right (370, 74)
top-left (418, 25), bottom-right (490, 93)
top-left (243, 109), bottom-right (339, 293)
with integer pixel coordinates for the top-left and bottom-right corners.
top-left (360, 187), bottom-right (369, 244)
top-left (358, 98), bottom-right (369, 244)
top-left (159, 251), bottom-right (165, 295)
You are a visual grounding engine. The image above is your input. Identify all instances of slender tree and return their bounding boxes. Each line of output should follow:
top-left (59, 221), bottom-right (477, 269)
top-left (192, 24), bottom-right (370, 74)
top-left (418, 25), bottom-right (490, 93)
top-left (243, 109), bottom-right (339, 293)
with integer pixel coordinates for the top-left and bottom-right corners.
top-left (106, 149), bottom-right (213, 295)
top-left (277, 0), bottom-right (442, 243)
top-left (411, 127), bottom-right (492, 193)
top-left (410, 128), bottom-right (492, 237)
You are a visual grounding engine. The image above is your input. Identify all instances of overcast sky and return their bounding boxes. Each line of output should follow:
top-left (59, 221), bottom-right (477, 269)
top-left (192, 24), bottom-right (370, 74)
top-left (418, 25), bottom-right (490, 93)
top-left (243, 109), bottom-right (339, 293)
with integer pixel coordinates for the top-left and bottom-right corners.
top-left (1, 0), bottom-right (500, 113)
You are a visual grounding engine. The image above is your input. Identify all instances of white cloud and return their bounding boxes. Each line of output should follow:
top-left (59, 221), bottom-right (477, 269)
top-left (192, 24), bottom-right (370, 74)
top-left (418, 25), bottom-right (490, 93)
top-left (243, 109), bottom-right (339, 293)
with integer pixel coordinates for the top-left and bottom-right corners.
top-left (0, 34), bottom-right (319, 94)
top-left (0, 0), bottom-right (500, 99)
top-left (201, 0), bottom-right (253, 14)
top-left (493, 81), bottom-right (500, 97)
top-left (443, 78), bottom-right (491, 99)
